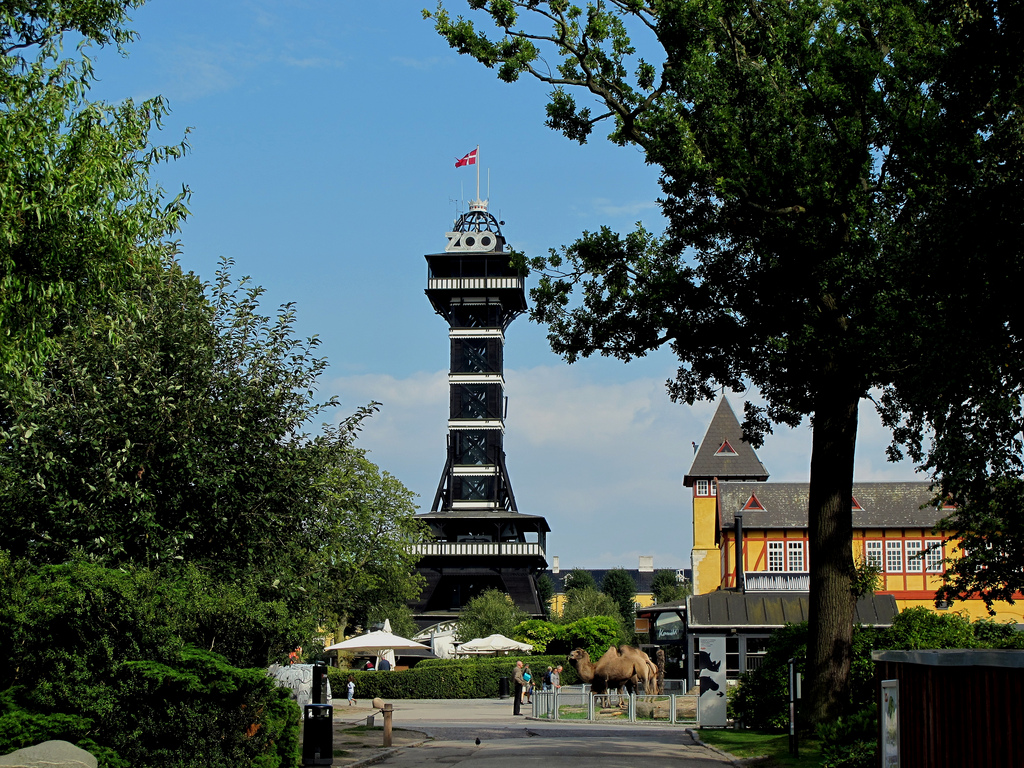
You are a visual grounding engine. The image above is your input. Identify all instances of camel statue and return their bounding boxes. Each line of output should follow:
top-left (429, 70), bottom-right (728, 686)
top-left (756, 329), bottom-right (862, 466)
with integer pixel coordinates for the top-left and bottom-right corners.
top-left (568, 645), bottom-right (660, 706)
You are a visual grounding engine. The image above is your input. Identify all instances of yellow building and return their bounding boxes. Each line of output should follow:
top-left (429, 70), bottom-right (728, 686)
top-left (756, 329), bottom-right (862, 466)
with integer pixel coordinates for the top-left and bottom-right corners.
top-left (685, 397), bottom-right (1024, 624)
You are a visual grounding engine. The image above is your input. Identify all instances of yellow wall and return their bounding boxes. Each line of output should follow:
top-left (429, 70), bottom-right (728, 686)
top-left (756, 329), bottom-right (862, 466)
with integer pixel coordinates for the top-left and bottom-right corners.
top-left (692, 492), bottom-right (722, 594)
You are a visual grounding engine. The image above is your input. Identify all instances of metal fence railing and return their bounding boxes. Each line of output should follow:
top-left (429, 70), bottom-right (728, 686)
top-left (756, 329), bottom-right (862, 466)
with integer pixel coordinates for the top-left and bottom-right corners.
top-left (531, 685), bottom-right (699, 725)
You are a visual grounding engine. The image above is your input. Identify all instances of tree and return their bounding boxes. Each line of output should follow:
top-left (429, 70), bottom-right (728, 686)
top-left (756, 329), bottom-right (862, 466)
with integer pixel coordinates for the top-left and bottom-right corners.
top-left (2, 264), bottom-right (338, 586)
top-left (427, 0), bottom-right (1023, 722)
top-left (562, 568), bottom-right (596, 593)
top-left (455, 589), bottom-right (529, 642)
top-left (0, 0), bottom-right (188, 388)
top-left (311, 448), bottom-right (428, 641)
top-left (535, 573), bottom-right (556, 618)
top-left (600, 568), bottom-right (637, 638)
top-left (559, 585), bottom-right (624, 628)
top-left (651, 570), bottom-right (691, 604)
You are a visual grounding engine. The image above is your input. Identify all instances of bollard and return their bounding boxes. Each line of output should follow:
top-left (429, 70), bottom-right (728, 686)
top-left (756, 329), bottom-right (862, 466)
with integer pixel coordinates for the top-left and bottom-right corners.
top-left (365, 715), bottom-right (375, 727)
top-left (382, 702), bottom-right (393, 748)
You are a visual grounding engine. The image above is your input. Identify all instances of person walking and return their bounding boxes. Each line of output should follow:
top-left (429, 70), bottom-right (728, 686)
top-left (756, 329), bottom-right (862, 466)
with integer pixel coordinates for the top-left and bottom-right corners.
top-left (512, 661), bottom-right (525, 716)
top-left (346, 675), bottom-right (356, 706)
top-left (543, 666), bottom-right (553, 692)
top-left (523, 664), bottom-right (533, 704)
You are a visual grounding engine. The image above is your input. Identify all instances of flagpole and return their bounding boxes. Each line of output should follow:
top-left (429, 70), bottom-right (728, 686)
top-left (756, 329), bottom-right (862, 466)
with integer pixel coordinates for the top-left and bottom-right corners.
top-left (475, 145), bottom-right (481, 203)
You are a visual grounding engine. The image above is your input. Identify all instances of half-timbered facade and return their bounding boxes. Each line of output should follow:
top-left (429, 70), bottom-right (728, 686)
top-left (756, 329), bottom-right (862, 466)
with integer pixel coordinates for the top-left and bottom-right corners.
top-left (685, 397), bottom-right (1024, 623)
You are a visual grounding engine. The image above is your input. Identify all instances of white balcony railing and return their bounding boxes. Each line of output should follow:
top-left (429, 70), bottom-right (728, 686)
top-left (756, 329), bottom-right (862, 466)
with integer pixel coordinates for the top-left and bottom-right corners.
top-left (410, 542), bottom-right (546, 558)
top-left (744, 572), bottom-right (810, 591)
top-left (427, 277), bottom-right (524, 291)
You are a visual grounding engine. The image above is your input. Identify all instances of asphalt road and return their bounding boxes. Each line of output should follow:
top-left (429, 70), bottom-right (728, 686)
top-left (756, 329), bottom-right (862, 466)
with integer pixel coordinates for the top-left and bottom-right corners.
top-left (332, 698), bottom-right (736, 767)
top-left (368, 731), bottom-right (734, 767)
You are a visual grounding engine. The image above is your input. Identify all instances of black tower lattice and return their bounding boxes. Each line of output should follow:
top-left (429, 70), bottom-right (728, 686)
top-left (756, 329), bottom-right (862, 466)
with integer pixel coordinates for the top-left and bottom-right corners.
top-left (409, 200), bottom-right (549, 626)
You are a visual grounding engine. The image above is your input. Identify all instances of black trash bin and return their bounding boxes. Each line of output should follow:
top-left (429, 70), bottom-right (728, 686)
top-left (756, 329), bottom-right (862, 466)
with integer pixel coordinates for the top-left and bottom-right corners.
top-left (302, 703), bottom-right (333, 766)
top-left (498, 676), bottom-right (510, 699)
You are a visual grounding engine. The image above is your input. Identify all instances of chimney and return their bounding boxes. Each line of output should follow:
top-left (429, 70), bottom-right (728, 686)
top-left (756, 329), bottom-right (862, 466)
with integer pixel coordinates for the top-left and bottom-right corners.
top-left (552, 556), bottom-right (560, 574)
top-left (638, 556), bottom-right (654, 573)
top-left (734, 514), bottom-right (745, 593)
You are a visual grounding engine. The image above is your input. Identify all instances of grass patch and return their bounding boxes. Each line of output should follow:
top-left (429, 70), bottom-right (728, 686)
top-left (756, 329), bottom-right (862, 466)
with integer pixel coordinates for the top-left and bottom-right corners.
top-left (332, 750), bottom-right (351, 757)
top-left (698, 729), bottom-right (822, 767)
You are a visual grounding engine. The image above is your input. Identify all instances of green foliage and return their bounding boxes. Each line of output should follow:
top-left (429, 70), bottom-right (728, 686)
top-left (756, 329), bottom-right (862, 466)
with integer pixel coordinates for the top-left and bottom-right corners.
top-left (0, 556), bottom-right (300, 767)
top-left (429, 0), bottom-right (1024, 722)
top-left (599, 568), bottom-right (637, 639)
top-left (560, 616), bottom-right (626, 660)
top-left (329, 654), bottom-right (578, 700)
top-left (535, 573), bottom-right (555, 617)
top-left (559, 585), bottom-right (625, 629)
top-left (817, 707), bottom-right (878, 768)
top-left (972, 618), bottom-right (1024, 649)
top-left (513, 619), bottom-right (560, 654)
top-left (885, 607), bottom-right (976, 651)
top-left (651, 570), bottom-right (690, 604)
top-left (455, 589), bottom-right (530, 642)
top-left (0, 0), bottom-right (188, 385)
top-left (312, 448), bottom-right (428, 641)
top-left (561, 568), bottom-right (596, 593)
top-left (731, 622), bottom-right (808, 731)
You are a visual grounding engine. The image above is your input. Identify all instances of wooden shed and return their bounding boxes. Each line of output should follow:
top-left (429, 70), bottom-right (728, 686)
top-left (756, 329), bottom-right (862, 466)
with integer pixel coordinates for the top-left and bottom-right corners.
top-left (872, 649), bottom-right (1024, 768)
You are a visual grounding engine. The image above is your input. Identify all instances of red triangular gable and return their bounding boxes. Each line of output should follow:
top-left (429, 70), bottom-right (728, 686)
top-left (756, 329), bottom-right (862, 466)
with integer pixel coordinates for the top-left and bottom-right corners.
top-left (716, 439), bottom-right (737, 455)
top-left (851, 496), bottom-right (864, 511)
top-left (743, 493), bottom-right (765, 511)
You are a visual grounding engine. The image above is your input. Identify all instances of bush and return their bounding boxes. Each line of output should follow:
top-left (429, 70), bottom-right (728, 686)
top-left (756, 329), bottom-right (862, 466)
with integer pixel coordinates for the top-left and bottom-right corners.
top-left (817, 706), bottom-right (878, 768)
top-left (885, 606), bottom-right (976, 650)
top-left (330, 654), bottom-right (580, 700)
top-left (730, 622), bottom-right (808, 731)
top-left (0, 556), bottom-right (301, 768)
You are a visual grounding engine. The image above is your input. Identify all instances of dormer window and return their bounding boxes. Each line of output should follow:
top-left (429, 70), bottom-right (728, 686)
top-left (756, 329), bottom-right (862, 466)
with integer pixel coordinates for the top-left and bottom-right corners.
top-left (716, 440), bottom-right (737, 455)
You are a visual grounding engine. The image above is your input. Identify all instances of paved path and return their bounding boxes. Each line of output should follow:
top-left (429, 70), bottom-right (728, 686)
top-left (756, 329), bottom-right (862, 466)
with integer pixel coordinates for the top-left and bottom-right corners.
top-left (327, 698), bottom-right (737, 767)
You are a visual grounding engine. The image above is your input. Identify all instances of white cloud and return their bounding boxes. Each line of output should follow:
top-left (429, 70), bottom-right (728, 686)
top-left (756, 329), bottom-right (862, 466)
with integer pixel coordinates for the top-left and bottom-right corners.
top-left (329, 369), bottom-right (921, 571)
top-left (390, 56), bottom-right (449, 70)
top-left (590, 198), bottom-right (659, 217)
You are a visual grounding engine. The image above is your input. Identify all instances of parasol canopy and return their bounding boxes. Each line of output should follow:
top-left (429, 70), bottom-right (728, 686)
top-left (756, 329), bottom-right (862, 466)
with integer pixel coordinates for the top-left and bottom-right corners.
top-left (324, 619), bottom-right (428, 657)
top-left (456, 633), bottom-right (533, 655)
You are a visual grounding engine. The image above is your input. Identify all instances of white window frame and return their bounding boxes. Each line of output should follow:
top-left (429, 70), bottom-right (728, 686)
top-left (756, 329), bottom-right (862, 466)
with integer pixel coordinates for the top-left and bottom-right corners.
top-left (711, 480), bottom-right (718, 497)
top-left (695, 479), bottom-right (709, 496)
top-left (787, 541), bottom-right (805, 572)
top-left (768, 541), bottom-right (784, 572)
top-left (925, 540), bottom-right (943, 573)
top-left (865, 540), bottom-right (883, 570)
top-left (905, 540), bottom-right (923, 573)
top-left (886, 540), bottom-right (903, 573)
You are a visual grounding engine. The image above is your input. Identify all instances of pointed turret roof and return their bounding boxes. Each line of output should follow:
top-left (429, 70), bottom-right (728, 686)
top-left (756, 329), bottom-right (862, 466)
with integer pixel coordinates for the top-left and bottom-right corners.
top-left (684, 397), bottom-right (770, 486)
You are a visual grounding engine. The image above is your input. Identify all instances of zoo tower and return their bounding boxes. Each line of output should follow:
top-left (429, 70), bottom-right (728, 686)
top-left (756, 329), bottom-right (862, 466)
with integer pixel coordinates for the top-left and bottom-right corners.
top-left (408, 199), bottom-right (550, 627)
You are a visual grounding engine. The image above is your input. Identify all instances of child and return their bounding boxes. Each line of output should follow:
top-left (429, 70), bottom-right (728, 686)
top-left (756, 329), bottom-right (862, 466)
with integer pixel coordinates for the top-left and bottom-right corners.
top-left (347, 674), bottom-right (356, 706)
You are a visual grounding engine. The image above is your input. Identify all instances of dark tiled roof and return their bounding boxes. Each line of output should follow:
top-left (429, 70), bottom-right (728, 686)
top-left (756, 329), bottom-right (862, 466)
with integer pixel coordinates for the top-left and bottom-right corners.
top-left (543, 568), bottom-right (662, 595)
top-left (718, 481), bottom-right (940, 530)
top-left (687, 591), bottom-right (898, 629)
top-left (684, 398), bottom-right (769, 486)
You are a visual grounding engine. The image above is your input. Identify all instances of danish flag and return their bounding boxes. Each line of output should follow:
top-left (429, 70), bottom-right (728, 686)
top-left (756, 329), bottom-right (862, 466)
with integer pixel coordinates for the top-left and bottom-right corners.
top-left (455, 148), bottom-right (478, 167)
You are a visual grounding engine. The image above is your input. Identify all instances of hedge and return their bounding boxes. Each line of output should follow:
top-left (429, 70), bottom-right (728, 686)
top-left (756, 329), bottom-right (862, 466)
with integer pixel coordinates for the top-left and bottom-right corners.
top-left (328, 655), bottom-right (579, 700)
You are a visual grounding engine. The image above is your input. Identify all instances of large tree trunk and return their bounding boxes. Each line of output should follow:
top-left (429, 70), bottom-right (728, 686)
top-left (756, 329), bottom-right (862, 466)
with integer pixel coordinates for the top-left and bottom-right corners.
top-left (805, 382), bottom-right (860, 726)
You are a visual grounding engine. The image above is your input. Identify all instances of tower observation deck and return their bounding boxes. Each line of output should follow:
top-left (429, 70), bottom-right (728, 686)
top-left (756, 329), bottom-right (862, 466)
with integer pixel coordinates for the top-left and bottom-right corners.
top-left (408, 200), bottom-right (550, 627)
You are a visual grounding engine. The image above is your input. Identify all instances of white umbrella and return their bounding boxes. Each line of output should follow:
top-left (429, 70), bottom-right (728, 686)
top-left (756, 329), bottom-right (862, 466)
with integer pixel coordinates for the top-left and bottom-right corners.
top-left (456, 633), bottom-right (534, 655)
top-left (324, 618), bottom-right (428, 662)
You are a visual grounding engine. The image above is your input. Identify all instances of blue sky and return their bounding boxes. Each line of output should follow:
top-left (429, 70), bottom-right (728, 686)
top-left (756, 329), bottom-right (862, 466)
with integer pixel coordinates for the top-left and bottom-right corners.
top-left (83, 0), bottom-right (918, 570)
